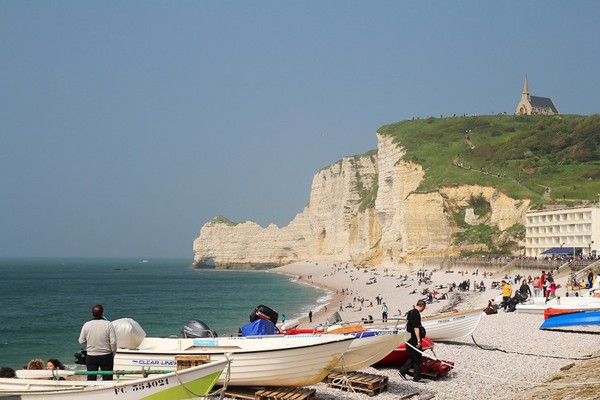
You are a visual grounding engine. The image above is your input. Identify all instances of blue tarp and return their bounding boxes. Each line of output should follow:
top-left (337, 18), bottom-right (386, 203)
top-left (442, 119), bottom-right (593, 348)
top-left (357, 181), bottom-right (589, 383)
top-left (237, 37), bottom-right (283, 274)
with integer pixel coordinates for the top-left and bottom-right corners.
top-left (540, 247), bottom-right (582, 255)
top-left (240, 318), bottom-right (275, 336)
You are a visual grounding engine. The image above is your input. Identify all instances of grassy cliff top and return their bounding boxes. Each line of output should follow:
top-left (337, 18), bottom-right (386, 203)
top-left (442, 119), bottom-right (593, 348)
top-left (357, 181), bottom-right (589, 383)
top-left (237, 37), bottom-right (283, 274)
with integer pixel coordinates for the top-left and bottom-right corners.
top-left (377, 114), bottom-right (600, 207)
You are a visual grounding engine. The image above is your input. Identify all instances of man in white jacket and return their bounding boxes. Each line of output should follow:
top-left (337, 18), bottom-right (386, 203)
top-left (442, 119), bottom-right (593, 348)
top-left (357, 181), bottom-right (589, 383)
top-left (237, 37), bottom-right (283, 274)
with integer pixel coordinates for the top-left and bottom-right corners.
top-left (79, 304), bottom-right (117, 381)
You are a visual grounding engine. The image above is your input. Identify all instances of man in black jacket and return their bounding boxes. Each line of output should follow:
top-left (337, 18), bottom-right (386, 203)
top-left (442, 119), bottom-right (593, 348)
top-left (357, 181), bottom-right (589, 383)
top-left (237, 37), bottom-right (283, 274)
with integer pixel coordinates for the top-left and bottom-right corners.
top-left (399, 299), bottom-right (426, 382)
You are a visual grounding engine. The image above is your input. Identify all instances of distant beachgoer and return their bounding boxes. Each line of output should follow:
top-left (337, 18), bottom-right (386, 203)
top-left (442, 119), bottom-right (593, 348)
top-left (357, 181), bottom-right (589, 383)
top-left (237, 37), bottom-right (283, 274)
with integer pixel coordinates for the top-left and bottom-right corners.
top-left (548, 278), bottom-right (557, 298)
top-left (308, 311), bottom-right (312, 323)
top-left (543, 278), bottom-right (551, 298)
top-left (339, 301), bottom-right (343, 312)
top-left (532, 277), bottom-right (540, 297)
top-left (541, 271), bottom-right (547, 286)
top-left (501, 280), bottom-right (512, 310)
top-left (79, 304), bottom-right (117, 381)
top-left (27, 359), bottom-right (44, 370)
top-left (519, 279), bottom-right (532, 299)
top-left (381, 302), bottom-right (388, 322)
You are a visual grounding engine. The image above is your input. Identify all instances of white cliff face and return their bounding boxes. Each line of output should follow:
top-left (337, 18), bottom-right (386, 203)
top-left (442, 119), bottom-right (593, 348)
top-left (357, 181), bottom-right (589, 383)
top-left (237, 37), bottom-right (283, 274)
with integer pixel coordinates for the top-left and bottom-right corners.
top-left (374, 135), bottom-right (453, 263)
top-left (439, 186), bottom-right (528, 231)
top-left (192, 133), bottom-right (530, 268)
top-left (193, 154), bottom-right (380, 267)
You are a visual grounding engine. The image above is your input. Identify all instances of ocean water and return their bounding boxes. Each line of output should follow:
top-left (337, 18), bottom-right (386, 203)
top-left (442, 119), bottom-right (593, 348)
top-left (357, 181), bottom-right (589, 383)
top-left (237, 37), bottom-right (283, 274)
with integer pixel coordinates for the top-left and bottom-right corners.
top-left (0, 258), bottom-right (330, 370)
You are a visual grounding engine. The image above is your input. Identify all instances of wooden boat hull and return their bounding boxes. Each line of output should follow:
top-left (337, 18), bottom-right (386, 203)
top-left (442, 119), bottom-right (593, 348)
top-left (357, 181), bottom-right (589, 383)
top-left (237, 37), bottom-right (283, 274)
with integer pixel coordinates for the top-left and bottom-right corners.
top-left (366, 308), bottom-right (484, 341)
top-left (0, 360), bottom-right (227, 400)
top-left (332, 330), bottom-right (410, 372)
top-left (419, 308), bottom-right (485, 340)
top-left (279, 328), bottom-right (410, 372)
top-left (115, 334), bottom-right (353, 387)
top-left (540, 310), bottom-right (600, 329)
top-left (293, 308), bottom-right (485, 342)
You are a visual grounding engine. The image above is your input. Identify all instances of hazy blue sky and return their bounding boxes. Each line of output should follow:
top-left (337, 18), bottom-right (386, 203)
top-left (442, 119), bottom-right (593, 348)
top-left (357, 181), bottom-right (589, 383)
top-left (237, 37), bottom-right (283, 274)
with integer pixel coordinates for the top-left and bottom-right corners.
top-left (1, 1), bottom-right (599, 259)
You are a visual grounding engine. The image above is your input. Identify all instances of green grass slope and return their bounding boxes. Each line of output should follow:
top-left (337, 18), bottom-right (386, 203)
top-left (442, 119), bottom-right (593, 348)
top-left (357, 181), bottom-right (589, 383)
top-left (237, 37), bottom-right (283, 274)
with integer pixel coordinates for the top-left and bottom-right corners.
top-left (377, 114), bottom-right (600, 208)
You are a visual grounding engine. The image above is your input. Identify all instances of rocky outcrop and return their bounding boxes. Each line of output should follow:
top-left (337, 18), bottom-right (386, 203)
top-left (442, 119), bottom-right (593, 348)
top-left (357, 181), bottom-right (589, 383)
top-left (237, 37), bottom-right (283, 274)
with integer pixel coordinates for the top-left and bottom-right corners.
top-left (192, 133), bottom-right (530, 268)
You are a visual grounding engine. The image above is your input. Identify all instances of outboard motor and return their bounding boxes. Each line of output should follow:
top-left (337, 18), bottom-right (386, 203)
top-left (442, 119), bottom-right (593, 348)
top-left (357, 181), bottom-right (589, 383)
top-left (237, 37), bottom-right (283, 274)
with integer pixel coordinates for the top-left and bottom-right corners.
top-left (181, 319), bottom-right (217, 338)
top-left (249, 305), bottom-right (279, 325)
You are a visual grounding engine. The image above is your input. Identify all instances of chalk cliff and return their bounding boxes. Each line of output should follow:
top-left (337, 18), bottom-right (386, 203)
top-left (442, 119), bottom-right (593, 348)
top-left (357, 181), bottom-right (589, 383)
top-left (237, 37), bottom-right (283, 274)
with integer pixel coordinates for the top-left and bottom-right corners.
top-left (192, 133), bottom-right (529, 268)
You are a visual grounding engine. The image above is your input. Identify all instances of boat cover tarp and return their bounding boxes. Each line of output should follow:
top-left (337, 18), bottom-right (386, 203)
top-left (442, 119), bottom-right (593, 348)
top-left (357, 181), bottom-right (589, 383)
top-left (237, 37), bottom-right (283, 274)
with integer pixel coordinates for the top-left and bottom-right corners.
top-left (540, 247), bottom-right (582, 255)
top-left (241, 318), bottom-right (275, 336)
top-left (327, 312), bottom-right (343, 326)
top-left (112, 318), bottom-right (146, 348)
top-left (540, 310), bottom-right (600, 329)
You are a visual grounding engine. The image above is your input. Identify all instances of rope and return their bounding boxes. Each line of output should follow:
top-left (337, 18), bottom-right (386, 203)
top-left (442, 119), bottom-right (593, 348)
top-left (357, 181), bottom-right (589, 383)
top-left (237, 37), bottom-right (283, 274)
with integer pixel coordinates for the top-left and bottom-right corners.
top-left (469, 333), bottom-right (600, 361)
top-left (402, 338), bottom-right (600, 387)
top-left (329, 355), bottom-right (358, 393)
top-left (174, 356), bottom-right (232, 399)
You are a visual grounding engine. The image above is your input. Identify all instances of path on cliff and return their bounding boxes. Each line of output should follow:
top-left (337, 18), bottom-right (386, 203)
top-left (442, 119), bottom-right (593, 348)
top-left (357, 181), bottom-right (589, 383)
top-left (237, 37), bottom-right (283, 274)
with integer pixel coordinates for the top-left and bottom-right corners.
top-left (452, 156), bottom-right (546, 201)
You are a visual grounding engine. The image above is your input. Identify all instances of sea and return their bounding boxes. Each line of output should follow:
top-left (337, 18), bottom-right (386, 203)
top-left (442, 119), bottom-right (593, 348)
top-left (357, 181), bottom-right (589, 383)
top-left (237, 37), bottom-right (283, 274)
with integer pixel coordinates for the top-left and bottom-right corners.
top-left (0, 257), bottom-right (330, 370)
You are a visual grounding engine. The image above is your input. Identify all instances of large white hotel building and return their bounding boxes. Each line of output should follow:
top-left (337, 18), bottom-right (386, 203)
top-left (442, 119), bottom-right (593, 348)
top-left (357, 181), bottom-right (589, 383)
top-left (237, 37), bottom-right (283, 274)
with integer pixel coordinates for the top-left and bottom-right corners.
top-left (525, 204), bottom-right (599, 257)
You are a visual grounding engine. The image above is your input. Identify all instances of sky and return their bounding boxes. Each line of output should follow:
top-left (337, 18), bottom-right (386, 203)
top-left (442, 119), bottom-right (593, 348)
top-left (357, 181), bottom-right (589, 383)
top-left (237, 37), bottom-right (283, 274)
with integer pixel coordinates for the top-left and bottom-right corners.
top-left (1, 1), bottom-right (599, 259)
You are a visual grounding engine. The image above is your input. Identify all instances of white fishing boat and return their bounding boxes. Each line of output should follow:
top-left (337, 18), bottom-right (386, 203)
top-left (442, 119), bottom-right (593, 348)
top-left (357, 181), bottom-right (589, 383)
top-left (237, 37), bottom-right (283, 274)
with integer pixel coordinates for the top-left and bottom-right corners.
top-left (114, 334), bottom-right (354, 387)
top-left (418, 308), bottom-right (486, 340)
top-left (312, 308), bottom-right (485, 341)
top-left (515, 296), bottom-right (600, 314)
top-left (332, 330), bottom-right (410, 372)
top-left (0, 360), bottom-right (227, 400)
top-left (252, 316), bottom-right (410, 372)
top-left (287, 308), bottom-right (485, 341)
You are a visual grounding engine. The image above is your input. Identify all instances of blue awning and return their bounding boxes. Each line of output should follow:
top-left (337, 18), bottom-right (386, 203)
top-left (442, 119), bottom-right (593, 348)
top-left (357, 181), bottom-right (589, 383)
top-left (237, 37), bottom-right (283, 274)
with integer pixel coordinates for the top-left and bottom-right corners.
top-left (540, 247), bottom-right (582, 255)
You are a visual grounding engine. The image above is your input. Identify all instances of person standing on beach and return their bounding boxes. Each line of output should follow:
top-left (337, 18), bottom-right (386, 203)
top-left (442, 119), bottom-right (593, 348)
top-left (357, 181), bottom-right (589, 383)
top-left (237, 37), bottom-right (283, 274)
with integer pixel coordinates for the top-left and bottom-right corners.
top-left (399, 300), bottom-right (426, 382)
top-left (532, 276), bottom-right (540, 297)
top-left (308, 311), bottom-right (313, 323)
top-left (501, 280), bottom-right (512, 310)
top-left (381, 302), bottom-right (388, 322)
top-left (79, 304), bottom-right (117, 381)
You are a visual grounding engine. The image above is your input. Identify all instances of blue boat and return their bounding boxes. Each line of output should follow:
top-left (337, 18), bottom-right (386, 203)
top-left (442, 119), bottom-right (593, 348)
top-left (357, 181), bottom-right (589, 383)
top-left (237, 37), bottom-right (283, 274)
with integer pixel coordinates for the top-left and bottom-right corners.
top-left (540, 310), bottom-right (600, 329)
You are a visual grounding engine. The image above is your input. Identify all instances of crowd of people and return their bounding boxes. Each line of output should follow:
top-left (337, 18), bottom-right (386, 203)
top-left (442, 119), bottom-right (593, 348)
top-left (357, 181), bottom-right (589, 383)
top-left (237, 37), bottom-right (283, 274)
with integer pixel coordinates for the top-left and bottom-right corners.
top-left (0, 357), bottom-right (66, 379)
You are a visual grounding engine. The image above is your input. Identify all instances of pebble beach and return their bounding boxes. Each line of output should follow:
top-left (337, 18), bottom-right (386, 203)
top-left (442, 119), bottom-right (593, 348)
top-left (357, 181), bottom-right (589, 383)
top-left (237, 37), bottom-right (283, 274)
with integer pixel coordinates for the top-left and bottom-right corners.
top-left (265, 262), bottom-right (600, 400)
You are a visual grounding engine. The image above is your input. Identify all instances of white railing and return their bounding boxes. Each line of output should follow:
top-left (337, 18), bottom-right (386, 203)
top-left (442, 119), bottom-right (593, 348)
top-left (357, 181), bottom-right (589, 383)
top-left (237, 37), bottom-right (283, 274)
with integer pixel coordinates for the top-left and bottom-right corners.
top-left (574, 259), bottom-right (600, 281)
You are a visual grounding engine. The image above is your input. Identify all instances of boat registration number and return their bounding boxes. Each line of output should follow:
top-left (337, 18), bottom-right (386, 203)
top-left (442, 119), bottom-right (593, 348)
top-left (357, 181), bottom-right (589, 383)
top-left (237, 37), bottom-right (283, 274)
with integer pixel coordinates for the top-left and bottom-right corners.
top-left (114, 378), bottom-right (169, 395)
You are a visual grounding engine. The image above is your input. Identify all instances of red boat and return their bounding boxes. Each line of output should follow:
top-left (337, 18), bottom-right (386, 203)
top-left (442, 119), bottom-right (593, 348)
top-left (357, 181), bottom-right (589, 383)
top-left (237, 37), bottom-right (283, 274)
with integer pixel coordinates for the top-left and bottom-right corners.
top-left (373, 337), bottom-right (454, 378)
top-left (372, 337), bottom-right (434, 367)
top-left (544, 307), bottom-right (579, 319)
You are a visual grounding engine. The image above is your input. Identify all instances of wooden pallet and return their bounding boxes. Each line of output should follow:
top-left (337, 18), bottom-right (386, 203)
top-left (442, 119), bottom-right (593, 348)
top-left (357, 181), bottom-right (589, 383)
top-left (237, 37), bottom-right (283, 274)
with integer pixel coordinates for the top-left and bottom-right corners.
top-left (327, 371), bottom-right (389, 396)
top-left (219, 386), bottom-right (316, 400)
top-left (221, 386), bottom-right (258, 400)
top-left (256, 387), bottom-right (316, 400)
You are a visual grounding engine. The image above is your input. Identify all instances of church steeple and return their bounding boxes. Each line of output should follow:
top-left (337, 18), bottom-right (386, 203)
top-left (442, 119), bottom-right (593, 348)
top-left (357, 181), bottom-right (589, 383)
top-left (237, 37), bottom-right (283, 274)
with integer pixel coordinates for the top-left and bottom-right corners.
top-left (522, 77), bottom-right (529, 96)
top-left (516, 77), bottom-right (532, 115)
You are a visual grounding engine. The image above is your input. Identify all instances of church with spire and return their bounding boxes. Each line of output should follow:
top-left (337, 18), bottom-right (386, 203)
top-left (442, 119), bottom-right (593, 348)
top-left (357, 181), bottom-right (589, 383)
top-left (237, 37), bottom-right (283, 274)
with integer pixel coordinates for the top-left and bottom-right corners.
top-left (515, 78), bottom-right (559, 115)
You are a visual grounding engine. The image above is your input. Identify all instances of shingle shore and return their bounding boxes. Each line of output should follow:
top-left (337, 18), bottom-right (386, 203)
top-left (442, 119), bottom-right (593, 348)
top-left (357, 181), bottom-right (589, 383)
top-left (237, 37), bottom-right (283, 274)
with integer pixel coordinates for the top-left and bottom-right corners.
top-left (262, 262), bottom-right (600, 400)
